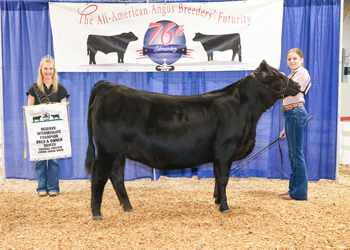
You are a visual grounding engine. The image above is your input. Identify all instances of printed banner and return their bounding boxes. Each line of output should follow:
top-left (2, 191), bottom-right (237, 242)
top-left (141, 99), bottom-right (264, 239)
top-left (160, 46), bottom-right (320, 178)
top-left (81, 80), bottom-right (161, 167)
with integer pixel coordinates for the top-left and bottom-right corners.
top-left (24, 104), bottom-right (72, 161)
top-left (49, 0), bottom-right (284, 72)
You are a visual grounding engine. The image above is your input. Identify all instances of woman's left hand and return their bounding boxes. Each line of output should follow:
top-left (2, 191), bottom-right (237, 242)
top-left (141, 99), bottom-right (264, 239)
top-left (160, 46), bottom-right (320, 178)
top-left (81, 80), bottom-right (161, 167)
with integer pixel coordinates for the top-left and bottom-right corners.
top-left (279, 131), bottom-right (286, 139)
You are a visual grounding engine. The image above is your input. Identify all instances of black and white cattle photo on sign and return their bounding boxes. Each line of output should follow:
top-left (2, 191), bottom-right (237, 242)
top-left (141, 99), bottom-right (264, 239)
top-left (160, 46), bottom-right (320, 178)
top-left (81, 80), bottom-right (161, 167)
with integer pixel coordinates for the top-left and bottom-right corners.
top-left (24, 103), bottom-right (72, 161)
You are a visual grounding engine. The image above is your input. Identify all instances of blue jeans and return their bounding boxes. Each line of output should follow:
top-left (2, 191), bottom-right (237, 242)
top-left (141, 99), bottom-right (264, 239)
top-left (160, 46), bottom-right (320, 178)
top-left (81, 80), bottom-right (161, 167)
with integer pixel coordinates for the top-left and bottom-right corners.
top-left (36, 159), bottom-right (60, 194)
top-left (284, 106), bottom-right (308, 200)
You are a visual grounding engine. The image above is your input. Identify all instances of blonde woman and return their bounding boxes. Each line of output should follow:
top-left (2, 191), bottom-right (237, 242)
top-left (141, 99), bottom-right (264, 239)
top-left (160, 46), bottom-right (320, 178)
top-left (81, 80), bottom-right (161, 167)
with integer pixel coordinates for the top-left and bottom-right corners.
top-left (26, 55), bottom-right (69, 197)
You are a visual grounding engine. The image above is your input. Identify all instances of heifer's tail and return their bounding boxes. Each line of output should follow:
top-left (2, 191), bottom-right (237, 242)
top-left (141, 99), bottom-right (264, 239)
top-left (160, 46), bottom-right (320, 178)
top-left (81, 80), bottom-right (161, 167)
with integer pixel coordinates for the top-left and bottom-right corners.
top-left (85, 80), bottom-right (108, 175)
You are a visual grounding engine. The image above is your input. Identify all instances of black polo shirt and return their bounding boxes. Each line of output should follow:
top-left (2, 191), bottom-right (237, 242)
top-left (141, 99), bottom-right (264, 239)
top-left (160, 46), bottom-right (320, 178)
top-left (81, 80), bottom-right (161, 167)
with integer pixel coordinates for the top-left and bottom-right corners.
top-left (26, 83), bottom-right (70, 105)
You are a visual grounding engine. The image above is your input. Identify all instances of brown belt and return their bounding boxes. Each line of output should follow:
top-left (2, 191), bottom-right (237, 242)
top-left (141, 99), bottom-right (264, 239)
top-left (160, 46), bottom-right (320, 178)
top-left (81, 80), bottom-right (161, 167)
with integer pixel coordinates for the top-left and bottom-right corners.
top-left (283, 103), bottom-right (304, 111)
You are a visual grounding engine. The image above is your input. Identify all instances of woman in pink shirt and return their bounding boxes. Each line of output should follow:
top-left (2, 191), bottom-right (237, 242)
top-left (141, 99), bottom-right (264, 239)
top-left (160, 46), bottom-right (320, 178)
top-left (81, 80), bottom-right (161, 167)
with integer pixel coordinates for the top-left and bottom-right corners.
top-left (279, 48), bottom-right (310, 200)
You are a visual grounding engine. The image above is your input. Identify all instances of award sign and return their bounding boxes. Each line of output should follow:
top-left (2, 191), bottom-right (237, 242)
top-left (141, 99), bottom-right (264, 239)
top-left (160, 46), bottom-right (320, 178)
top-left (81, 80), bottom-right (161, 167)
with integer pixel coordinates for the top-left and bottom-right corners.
top-left (24, 103), bottom-right (72, 161)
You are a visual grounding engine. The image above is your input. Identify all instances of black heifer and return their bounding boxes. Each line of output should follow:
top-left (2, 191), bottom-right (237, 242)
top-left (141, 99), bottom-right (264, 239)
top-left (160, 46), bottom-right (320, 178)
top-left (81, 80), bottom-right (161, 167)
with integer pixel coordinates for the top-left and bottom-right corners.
top-left (32, 116), bottom-right (41, 122)
top-left (87, 32), bottom-right (138, 64)
top-left (193, 32), bottom-right (242, 61)
top-left (85, 60), bottom-right (300, 221)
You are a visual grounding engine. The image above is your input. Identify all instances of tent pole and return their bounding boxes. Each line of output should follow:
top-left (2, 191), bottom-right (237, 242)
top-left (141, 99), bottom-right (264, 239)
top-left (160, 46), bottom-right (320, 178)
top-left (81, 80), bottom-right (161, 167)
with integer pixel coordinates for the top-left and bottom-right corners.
top-left (0, 7), bottom-right (5, 185)
top-left (336, 0), bottom-right (345, 184)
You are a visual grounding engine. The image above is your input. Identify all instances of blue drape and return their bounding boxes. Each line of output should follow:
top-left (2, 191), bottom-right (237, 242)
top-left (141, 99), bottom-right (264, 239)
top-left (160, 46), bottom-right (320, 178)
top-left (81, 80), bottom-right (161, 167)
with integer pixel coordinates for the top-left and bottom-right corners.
top-left (1, 0), bottom-right (340, 181)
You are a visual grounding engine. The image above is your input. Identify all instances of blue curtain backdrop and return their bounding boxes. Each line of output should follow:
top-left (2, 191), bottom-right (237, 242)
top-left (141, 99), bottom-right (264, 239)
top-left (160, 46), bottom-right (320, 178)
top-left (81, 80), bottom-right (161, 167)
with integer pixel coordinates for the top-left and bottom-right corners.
top-left (1, 0), bottom-right (340, 181)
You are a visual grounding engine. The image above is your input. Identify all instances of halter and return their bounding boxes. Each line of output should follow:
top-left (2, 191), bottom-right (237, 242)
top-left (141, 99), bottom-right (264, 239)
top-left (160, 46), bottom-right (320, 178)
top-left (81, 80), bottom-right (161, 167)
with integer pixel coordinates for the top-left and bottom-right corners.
top-left (250, 72), bottom-right (290, 99)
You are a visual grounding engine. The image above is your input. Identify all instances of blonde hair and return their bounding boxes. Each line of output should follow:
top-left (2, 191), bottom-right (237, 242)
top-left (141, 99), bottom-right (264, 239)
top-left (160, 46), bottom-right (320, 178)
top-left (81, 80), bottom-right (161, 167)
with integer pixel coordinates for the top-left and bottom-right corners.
top-left (36, 55), bottom-right (59, 93)
top-left (287, 48), bottom-right (304, 66)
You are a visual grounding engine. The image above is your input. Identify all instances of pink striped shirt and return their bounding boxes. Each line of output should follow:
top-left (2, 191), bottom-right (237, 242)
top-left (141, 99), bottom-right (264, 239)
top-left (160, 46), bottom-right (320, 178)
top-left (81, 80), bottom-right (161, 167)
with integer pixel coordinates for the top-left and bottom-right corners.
top-left (282, 67), bottom-right (310, 106)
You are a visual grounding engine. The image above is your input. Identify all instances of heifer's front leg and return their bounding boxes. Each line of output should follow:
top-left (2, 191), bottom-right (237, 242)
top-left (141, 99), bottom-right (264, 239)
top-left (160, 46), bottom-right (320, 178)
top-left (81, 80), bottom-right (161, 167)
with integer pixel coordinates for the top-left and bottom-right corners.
top-left (213, 160), bottom-right (231, 213)
top-left (109, 156), bottom-right (133, 212)
top-left (117, 52), bottom-right (125, 63)
top-left (119, 52), bottom-right (125, 63)
top-left (231, 49), bottom-right (237, 61)
top-left (231, 48), bottom-right (242, 62)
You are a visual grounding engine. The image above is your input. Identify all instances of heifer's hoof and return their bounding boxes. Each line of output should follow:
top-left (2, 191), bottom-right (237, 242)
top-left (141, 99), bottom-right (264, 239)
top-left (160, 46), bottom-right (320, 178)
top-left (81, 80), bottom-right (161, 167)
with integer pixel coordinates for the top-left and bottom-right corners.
top-left (220, 208), bottom-right (231, 214)
top-left (123, 207), bottom-right (133, 212)
top-left (121, 204), bottom-right (133, 212)
top-left (93, 215), bottom-right (103, 221)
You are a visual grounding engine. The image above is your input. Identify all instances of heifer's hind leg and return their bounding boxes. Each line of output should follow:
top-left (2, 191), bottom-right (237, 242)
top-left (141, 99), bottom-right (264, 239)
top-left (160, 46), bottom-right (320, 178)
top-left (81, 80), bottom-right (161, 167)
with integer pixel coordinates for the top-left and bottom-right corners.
top-left (109, 155), bottom-right (133, 212)
top-left (207, 52), bottom-right (213, 61)
top-left (89, 52), bottom-right (96, 64)
top-left (237, 45), bottom-right (242, 62)
top-left (213, 163), bottom-right (219, 203)
top-left (213, 160), bottom-right (231, 213)
top-left (90, 157), bottom-right (113, 221)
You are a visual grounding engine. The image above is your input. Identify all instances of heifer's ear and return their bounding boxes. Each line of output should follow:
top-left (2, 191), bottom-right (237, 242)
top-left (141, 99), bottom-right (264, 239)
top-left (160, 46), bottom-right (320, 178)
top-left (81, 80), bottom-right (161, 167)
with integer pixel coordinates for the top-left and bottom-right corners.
top-left (259, 60), bottom-right (268, 71)
top-left (254, 60), bottom-right (268, 75)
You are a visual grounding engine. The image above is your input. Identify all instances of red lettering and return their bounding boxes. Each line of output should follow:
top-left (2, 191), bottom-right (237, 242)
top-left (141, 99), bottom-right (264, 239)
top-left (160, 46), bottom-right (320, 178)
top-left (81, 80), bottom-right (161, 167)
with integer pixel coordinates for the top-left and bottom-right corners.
top-left (187, 7), bottom-right (191, 14)
top-left (161, 22), bottom-right (176, 45)
top-left (178, 3), bottom-right (183, 13)
top-left (78, 4), bottom-right (97, 25)
top-left (175, 25), bottom-right (185, 36)
top-left (148, 23), bottom-right (163, 45)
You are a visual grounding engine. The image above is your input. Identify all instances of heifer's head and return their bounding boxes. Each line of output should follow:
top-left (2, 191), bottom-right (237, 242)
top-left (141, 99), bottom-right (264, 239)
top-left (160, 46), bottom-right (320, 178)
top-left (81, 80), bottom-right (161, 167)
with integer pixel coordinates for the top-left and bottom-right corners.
top-left (124, 32), bottom-right (138, 41)
top-left (192, 32), bottom-right (204, 41)
top-left (252, 60), bottom-right (300, 99)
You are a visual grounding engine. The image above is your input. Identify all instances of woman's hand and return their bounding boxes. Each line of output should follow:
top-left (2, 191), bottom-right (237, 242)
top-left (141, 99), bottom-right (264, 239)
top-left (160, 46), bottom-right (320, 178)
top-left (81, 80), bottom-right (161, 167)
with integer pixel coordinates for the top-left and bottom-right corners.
top-left (279, 130), bottom-right (286, 139)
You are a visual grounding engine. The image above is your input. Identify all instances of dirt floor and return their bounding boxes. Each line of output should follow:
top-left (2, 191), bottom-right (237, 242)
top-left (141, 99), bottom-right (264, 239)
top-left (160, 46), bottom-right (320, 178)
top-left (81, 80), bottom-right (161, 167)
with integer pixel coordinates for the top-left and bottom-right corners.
top-left (0, 165), bottom-right (350, 250)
